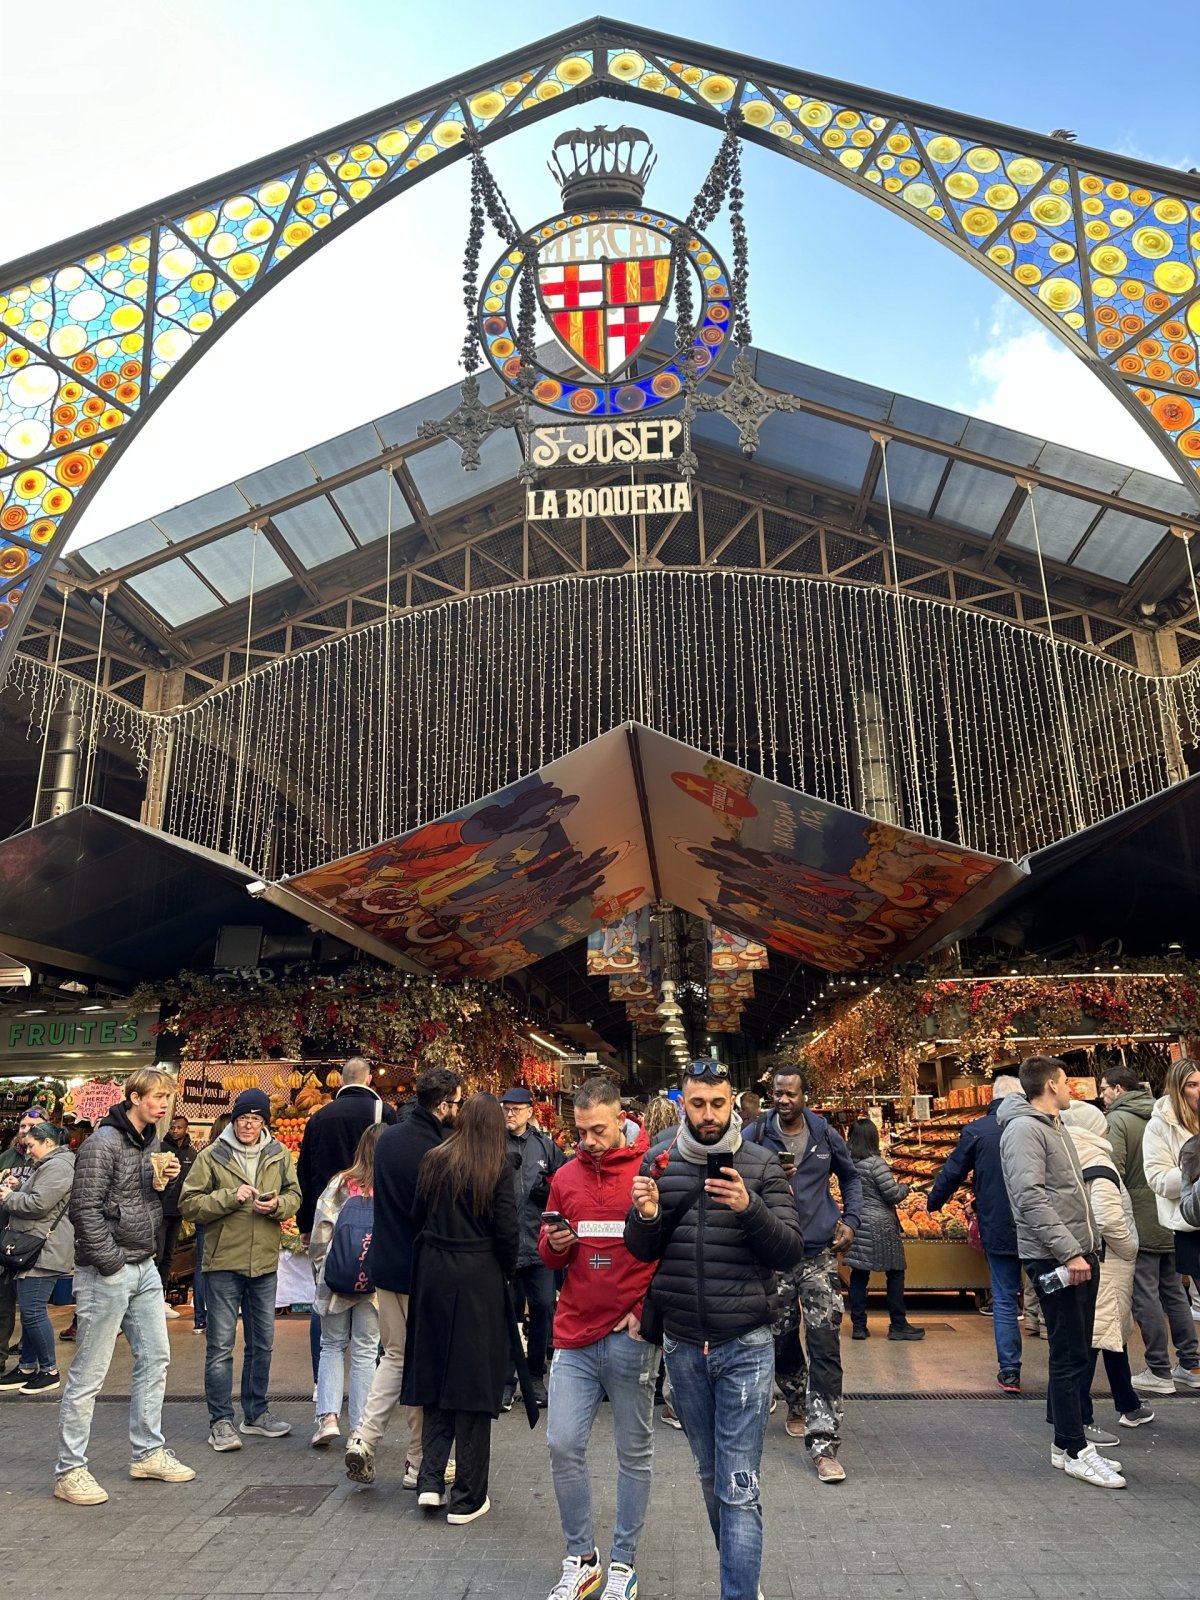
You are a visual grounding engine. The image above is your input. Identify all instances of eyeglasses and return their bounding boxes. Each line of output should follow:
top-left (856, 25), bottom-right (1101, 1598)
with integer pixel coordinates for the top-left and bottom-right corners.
top-left (681, 1062), bottom-right (730, 1081)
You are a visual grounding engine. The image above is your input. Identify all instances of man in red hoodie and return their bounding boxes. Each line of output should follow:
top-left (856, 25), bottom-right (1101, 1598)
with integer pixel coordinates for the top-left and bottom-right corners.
top-left (539, 1078), bottom-right (657, 1600)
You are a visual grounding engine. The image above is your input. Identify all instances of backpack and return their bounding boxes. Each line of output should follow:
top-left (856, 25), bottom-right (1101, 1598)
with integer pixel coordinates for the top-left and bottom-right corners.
top-left (323, 1192), bottom-right (375, 1296)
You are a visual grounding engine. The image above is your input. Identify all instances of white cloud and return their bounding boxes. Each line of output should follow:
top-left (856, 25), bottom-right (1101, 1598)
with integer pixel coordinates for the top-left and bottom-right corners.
top-left (962, 300), bottom-right (1181, 480)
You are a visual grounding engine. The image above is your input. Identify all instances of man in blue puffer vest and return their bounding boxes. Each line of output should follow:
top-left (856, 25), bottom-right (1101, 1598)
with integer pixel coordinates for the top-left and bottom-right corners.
top-left (743, 1066), bottom-right (862, 1484)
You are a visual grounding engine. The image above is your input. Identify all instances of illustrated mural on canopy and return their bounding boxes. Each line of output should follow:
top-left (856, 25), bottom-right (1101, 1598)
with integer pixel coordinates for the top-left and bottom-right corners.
top-left (279, 724), bottom-right (1023, 981)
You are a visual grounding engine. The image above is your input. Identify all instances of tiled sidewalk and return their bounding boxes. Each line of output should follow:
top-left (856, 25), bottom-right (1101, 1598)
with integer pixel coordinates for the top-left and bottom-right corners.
top-left (1, 1303), bottom-right (1196, 1600)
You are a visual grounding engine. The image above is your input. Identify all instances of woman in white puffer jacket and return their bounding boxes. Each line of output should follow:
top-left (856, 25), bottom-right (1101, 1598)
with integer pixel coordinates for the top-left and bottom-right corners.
top-left (1062, 1103), bottom-right (1144, 1433)
top-left (1143, 1060), bottom-right (1200, 1289)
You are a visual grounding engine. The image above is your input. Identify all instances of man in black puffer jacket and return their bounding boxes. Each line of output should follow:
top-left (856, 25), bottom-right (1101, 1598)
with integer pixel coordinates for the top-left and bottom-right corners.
top-left (625, 1063), bottom-right (802, 1600)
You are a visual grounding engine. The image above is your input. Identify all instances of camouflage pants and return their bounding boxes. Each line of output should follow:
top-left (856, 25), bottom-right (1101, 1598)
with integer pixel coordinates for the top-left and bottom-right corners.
top-left (772, 1249), bottom-right (845, 1460)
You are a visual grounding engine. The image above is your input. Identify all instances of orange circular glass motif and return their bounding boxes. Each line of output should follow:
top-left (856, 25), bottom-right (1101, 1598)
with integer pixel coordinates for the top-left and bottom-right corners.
top-left (1179, 430), bottom-right (1200, 457)
top-left (73, 353), bottom-right (97, 375)
top-left (1099, 329), bottom-right (1123, 349)
top-left (1117, 354), bottom-right (1144, 374)
top-left (0, 546), bottom-right (29, 577)
top-left (54, 453), bottom-right (91, 486)
top-left (97, 371), bottom-right (119, 391)
top-left (1144, 292), bottom-right (1171, 315)
top-left (54, 404), bottom-right (77, 425)
top-left (75, 419), bottom-right (98, 438)
top-left (1176, 370), bottom-right (1198, 389)
top-left (1146, 361), bottom-right (1172, 382)
top-left (1150, 395), bottom-right (1195, 431)
top-left (29, 520), bottom-right (55, 543)
top-left (1096, 306), bottom-right (1120, 326)
top-left (119, 361), bottom-right (142, 380)
top-left (1169, 344), bottom-right (1196, 365)
top-left (0, 507), bottom-right (28, 532)
top-left (1119, 314), bottom-right (1144, 335)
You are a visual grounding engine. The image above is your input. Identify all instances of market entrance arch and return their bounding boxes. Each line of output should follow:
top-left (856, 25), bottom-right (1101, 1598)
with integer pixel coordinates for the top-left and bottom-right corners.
top-left (2, 16), bottom-right (1199, 678)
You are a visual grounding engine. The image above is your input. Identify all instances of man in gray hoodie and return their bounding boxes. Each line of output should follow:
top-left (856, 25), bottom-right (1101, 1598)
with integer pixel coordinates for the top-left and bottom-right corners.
top-left (999, 1056), bottom-right (1123, 1490)
top-left (1102, 1065), bottom-right (1200, 1395)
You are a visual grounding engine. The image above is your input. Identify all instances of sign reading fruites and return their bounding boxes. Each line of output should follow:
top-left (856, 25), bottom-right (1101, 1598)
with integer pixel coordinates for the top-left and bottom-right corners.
top-left (525, 418), bottom-right (691, 521)
top-left (1, 1011), bottom-right (158, 1058)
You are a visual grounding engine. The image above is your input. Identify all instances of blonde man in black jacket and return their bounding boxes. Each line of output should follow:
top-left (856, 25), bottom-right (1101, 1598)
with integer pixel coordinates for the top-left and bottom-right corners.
top-left (625, 1063), bottom-right (803, 1600)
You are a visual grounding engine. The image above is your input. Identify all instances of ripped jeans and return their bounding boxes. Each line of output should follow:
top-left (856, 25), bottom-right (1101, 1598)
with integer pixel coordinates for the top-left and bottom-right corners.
top-left (664, 1326), bottom-right (774, 1600)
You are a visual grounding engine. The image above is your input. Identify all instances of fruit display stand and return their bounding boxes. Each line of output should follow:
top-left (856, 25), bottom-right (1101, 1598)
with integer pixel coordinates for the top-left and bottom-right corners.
top-left (865, 1107), bottom-right (991, 1298)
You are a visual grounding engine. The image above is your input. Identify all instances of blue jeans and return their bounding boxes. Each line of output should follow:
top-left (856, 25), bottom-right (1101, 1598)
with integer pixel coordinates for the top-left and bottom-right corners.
top-left (664, 1327), bottom-right (774, 1600)
top-left (316, 1299), bottom-right (380, 1434)
top-left (193, 1225), bottom-right (207, 1327)
top-left (56, 1258), bottom-right (171, 1475)
top-left (15, 1275), bottom-right (57, 1372)
top-left (204, 1270), bottom-right (277, 1425)
top-left (547, 1330), bottom-right (656, 1567)
top-left (986, 1252), bottom-right (1023, 1372)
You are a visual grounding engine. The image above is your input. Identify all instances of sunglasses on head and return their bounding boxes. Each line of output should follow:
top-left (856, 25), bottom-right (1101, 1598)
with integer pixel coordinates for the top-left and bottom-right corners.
top-left (682, 1061), bottom-right (730, 1081)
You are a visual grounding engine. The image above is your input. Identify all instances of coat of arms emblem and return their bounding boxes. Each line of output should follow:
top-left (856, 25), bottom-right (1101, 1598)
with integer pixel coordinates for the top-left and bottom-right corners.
top-left (478, 127), bottom-right (730, 417)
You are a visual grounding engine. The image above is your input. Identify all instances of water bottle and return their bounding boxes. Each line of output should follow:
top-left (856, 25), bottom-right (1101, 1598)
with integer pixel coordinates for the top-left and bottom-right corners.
top-left (1036, 1265), bottom-right (1071, 1295)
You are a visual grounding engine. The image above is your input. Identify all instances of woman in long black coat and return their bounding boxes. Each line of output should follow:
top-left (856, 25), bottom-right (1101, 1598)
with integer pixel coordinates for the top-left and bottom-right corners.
top-left (842, 1117), bottom-right (925, 1343)
top-left (401, 1092), bottom-right (519, 1524)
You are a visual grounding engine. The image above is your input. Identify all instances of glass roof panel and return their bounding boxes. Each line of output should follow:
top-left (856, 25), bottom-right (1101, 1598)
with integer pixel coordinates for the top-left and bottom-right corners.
top-left (887, 395), bottom-right (967, 445)
top-left (1032, 442), bottom-right (1128, 495)
top-left (733, 411), bottom-right (873, 492)
top-left (958, 418), bottom-right (1041, 467)
top-left (236, 454), bottom-right (317, 507)
top-left (1073, 510), bottom-right (1164, 582)
top-left (73, 521), bottom-right (169, 575)
top-left (406, 429), bottom-right (522, 515)
top-left (1007, 492), bottom-right (1098, 561)
top-left (1118, 469), bottom-right (1196, 515)
top-left (874, 441), bottom-right (947, 516)
top-left (376, 368), bottom-right (511, 450)
top-left (330, 472), bottom-right (416, 544)
top-left (271, 499), bottom-right (356, 568)
top-left (127, 560), bottom-right (223, 626)
top-left (187, 528), bottom-right (291, 603)
top-left (152, 484), bottom-right (252, 540)
top-left (934, 462), bottom-right (1018, 536)
top-left (304, 424), bottom-right (385, 481)
top-left (754, 352), bottom-right (892, 420)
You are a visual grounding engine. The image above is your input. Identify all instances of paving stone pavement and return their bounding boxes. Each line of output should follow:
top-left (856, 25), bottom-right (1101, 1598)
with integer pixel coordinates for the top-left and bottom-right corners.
top-left (1, 1381), bottom-right (1197, 1600)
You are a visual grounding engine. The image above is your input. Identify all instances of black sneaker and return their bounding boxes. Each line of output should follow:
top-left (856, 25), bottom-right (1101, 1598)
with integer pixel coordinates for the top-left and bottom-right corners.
top-left (0, 1367), bottom-right (33, 1390)
top-left (887, 1324), bottom-right (925, 1341)
top-left (997, 1369), bottom-right (1021, 1393)
top-left (500, 1383), bottom-right (516, 1413)
top-left (530, 1377), bottom-right (548, 1408)
top-left (20, 1370), bottom-right (60, 1394)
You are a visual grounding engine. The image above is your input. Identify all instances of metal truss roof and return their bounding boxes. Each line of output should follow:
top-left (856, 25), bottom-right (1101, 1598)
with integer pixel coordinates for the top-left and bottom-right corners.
top-left (22, 335), bottom-right (1199, 708)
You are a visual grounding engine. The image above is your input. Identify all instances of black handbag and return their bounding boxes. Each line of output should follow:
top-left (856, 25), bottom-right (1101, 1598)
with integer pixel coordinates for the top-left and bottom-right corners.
top-left (0, 1191), bottom-right (71, 1276)
top-left (637, 1174), bottom-right (706, 1346)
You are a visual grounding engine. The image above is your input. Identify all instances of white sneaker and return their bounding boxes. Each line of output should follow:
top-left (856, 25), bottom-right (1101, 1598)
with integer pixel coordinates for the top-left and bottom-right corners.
top-left (1130, 1368), bottom-right (1176, 1396)
top-left (129, 1447), bottom-right (196, 1482)
top-left (417, 1489), bottom-right (447, 1508)
top-left (310, 1414), bottom-right (340, 1448)
top-left (1171, 1364), bottom-right (1200, 1388)
top-left (1061, 1443), bottom-right (1126, 1488)
top-left (547, 1550), bottom-right (602, 1600)
top-left (446, 1495), bottom-right (490, 1525)
top-left (54, 1467), bottom-right (109, 1505)
top-left (1052, 1441), bottom-right (1123, 1473)
top-left (600, 1563), bottom-right (637, 1600)
top-left (402, 1459), bottom-right (420, 1490)
top-left (163, 1301), bottom-right (179, 1319)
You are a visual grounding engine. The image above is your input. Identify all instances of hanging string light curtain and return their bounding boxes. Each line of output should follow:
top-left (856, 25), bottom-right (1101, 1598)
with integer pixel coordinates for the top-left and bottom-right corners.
top-left (155, 571), bottom-right (1177, 878)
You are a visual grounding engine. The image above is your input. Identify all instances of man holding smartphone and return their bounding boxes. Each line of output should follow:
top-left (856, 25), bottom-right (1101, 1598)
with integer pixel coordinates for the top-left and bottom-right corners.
top-left (625, 1063), bottom-right (804, 1600)
top-left (180, 1088), bottom-right (302, 1453)
top-left (538, 1078), bottom-right (656, 1600)
top-left (743, 1067), bottom-right (863, 1482)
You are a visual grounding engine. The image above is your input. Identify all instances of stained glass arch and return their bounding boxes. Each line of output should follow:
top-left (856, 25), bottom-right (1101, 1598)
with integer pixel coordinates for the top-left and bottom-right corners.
top-left (2, 16), bottom-right (1199, 676)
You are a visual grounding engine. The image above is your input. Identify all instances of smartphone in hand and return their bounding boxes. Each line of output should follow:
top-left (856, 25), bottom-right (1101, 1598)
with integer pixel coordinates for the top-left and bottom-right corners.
top-left (706, 1152), bottom-right (730, 1181)
top-left (541, 1210), bottom-right (578, 1236)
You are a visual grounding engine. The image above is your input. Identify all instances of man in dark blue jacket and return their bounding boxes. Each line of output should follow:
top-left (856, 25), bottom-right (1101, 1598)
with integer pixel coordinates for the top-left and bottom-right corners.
top-left (927, 1075), bottom-right (1023, 1392)
top-left (743, 1067), bottom-right (863, 1483)
top-left (344, 1066), bottom-right (462, 1490)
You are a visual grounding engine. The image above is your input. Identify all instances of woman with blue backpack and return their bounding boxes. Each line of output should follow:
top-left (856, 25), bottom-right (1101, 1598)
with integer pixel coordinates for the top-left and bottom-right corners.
top-left (309, 1123), bottom-right (383, 1449)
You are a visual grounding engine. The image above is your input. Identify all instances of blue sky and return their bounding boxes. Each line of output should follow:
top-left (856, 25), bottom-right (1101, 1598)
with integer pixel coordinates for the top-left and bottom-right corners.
top-left (3, 0), bottom-right (1197, 546)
